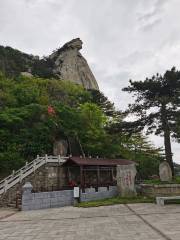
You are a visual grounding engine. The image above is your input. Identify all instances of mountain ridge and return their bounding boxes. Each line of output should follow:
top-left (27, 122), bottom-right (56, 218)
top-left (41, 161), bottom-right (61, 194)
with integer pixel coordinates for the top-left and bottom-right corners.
top-left (0, 38), bottom-right (99, 90)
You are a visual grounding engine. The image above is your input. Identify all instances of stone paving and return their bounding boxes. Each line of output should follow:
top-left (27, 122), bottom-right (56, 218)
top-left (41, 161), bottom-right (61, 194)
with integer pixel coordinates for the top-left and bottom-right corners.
top-left (0, 208), bottom-right (17, 220)
top-left (0, 204), bottom-right (180, 240)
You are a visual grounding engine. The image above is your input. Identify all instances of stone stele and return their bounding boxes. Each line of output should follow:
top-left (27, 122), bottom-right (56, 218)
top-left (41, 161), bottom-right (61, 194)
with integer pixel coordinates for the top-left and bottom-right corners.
top-left (159, 161), bottom-right (172, 182)
top-left (53, 139), bottom-right (68, 156)
top-left (116, 164), bottom-right (137, 197)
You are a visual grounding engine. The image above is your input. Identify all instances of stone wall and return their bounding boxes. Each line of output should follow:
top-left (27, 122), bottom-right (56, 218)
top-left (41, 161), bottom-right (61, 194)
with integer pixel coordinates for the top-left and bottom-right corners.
top-left (80, 186), bottom-right (118, 202)
top-left (0, 163), bottom-right (66, 207)
top-left (22, 185), bottom-right (118, 211)
top-left (22, 189), bottom-right (74, 211)
top-left (140, 184), bottom-right (180, 197)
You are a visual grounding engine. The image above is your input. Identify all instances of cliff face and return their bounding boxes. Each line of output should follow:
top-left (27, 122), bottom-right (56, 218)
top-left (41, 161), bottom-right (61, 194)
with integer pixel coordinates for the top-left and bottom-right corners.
top-left (49, 38), bottom-right (99, 90)
top-left (0, 38), bottom-right (99, 90)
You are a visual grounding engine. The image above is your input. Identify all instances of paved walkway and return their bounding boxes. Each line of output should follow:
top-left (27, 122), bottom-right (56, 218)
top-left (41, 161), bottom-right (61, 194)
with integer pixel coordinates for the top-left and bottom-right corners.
top-left (0, 208), bottom-right (17, 220)
top-left (0, 204), bottom-right (180, 240)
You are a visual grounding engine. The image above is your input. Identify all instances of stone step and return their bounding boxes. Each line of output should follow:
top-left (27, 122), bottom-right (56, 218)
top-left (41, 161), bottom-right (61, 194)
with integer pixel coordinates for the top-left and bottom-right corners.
top-left (7, 203), bottom-right (16, 208)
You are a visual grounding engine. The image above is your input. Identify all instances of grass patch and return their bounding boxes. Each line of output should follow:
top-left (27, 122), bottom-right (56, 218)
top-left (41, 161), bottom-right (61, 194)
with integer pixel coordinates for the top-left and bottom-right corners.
top-left (166, 199), bottom-right (180, 204)
top-left (143, 176), bottom-right (180, 185)
top-left (75, 196), bottom-right (154, 208)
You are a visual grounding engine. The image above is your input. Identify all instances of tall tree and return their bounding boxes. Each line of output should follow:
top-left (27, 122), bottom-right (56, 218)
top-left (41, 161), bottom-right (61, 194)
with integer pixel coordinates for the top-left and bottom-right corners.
top-left (122, 67), bottom-right (180, 176)
top-left (89, 89), bottom-right (121, 117)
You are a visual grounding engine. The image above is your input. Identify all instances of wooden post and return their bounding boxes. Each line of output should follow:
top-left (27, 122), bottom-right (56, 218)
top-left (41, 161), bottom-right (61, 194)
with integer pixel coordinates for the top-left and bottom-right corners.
top-left (57, 155), bottom-right (61, 190)
top-left (80, 166), bottom-right (84, 189)
top-left (97, 166), bottom-right (100, 188)
top-left (111, 168), bottom-right (114, 184)
top-left (67, 167), bottom-right (70, 183)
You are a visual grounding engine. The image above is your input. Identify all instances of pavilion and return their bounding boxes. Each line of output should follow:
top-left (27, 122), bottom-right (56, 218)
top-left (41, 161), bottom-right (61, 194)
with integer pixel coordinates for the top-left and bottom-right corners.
top-left (62, 156), bottom-right (135, 190)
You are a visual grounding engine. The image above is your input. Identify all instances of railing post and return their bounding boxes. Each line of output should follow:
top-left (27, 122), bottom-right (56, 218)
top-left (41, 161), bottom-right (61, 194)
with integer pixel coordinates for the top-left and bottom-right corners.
top-left (12, 170), bottom-right (15, 176)
top-left (19, 169), bottom-right (23, 183)
top-left (37, 155), bottom-right (39, 161)
top-left (4, 179), bottom-right (8, 193)
top-left (58, 155), bottom-right (61, 165)
top-left (45, 154), bottom-right (48, 163)
top-left (33, 161), bottom-right (36, 173)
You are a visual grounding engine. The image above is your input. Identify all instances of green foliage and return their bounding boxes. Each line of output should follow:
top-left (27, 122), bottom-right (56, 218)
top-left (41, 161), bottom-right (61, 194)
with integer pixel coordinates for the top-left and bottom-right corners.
top-left (0, 46), bottom-right (35, 77)
top-left (0, 73), bottom-right (90, 175)
top-left (89, 89), bottom-right (119, 117)
top-left (31, 57), bottom-right (54, 78)
top-left (117, 134), bottom-right (162, 179)
top-left (0, 45), bottom-right (56, 79)
top-left (144, 176), bottom-right (180, 184)
top-left (78, 103), bottom-right (108, 156)
top-left (0, 72), bottom-right (163, 179)
top-left (122, 67), bottom-right (180, 175)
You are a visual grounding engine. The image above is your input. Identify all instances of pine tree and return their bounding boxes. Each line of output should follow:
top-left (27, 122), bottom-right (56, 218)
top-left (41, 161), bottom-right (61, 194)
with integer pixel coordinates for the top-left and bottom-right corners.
top-left (122, 67), bottom-right (180, 176)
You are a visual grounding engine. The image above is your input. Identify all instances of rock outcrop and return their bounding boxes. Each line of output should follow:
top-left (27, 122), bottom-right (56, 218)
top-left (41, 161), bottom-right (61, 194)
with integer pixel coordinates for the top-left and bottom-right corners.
top-left (49, 38), bottom-right (99, 90)
top-left (0, 38), bottom-right (99, 90)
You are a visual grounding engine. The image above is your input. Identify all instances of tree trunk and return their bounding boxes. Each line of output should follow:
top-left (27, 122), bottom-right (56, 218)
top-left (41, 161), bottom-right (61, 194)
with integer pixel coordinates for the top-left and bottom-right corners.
top-left (163, 127), bottom-right (174, 176)
top-left (161, 105), bottom-right (174, 176)
top-left (76, 134), bottom-right (85, 158)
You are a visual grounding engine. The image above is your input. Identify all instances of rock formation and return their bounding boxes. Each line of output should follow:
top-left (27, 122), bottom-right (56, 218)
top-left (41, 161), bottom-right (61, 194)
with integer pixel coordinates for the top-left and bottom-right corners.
top-left (0, 38), bottom-right (99, 90)
top-left (49, 38), bottom-right (99, 90)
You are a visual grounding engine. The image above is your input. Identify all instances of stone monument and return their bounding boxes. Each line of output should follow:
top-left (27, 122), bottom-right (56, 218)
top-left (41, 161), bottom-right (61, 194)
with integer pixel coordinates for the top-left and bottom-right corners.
top-left (53, 139), bottom-right (68, 156)
top-left (116, 164), bottom-right (137, 197)
top-left (159, 161), bottom-right (172, 182)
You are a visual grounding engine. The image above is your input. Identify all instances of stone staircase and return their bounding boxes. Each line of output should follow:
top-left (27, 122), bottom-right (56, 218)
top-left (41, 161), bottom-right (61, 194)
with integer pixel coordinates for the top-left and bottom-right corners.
top-left (0, 155), bottom-right (67, 197)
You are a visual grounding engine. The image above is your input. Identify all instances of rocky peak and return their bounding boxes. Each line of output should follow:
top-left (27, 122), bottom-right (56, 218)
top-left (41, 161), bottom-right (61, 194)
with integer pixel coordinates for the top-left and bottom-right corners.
top-left (0, 39), bottom-right (99, 90)
top-left (62, 38), bottom-right (83, 50)
top-left (50, 38), bottom-right (99, 90)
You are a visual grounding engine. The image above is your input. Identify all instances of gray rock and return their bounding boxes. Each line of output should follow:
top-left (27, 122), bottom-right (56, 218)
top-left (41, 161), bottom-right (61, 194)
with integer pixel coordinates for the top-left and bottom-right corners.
top-left (159, 161), bottom-right (172, 182)
top-left (49, 38), bottom-right (99, 90)
top-left (22, 182), bottom-right (33, 193)
top-left (53, 139), bottom-right (68, 156)
top-left (21, 72), bottom-right (33, 78)
top-left (116, 164), bottom-right (137, 197)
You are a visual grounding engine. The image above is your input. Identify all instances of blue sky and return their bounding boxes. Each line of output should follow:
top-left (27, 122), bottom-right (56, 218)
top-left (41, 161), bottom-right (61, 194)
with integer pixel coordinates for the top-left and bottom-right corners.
top-left (1, 0), bottom-right (180, 162)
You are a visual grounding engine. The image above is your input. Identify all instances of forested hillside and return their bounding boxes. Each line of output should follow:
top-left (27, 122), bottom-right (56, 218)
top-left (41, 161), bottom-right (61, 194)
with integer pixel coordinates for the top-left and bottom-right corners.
top-left (0, 72), bottom-right (162, 179)
top-left (0, 45), bottom-right (54, 78)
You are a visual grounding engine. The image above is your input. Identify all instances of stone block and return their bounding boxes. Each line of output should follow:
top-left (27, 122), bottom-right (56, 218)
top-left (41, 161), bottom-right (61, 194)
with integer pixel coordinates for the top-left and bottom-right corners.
top-left (159, 161), bottom-right (172, 182)
top-left (85, 188), bottom-right (95, 193)
top-left (22, 194), bottom-right (33, 201)
top-left (117, 164), bottom-right (137, 197)
top-left (109, 186), bottom-right (118, 191)
top-left (98, 187), bottom-right (108, 192)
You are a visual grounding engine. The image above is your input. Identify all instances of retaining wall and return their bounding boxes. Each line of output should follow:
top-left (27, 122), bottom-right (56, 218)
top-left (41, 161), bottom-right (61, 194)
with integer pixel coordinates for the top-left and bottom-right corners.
top-left (140, 184), bottom-right (180, 197)
top-left (22, 186), bottom-right (118, 211)
top-left (22, 190), bottom-right (74, 211)
top-left (81, 186), bottom-right (118, 202)
top-left (0, 163), bottom-right (66, 207)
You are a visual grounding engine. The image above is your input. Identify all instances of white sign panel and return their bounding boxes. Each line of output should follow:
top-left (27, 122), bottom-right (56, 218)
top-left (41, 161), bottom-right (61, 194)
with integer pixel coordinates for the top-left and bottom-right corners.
top-left (73, 187), bottom-right (80, 198)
